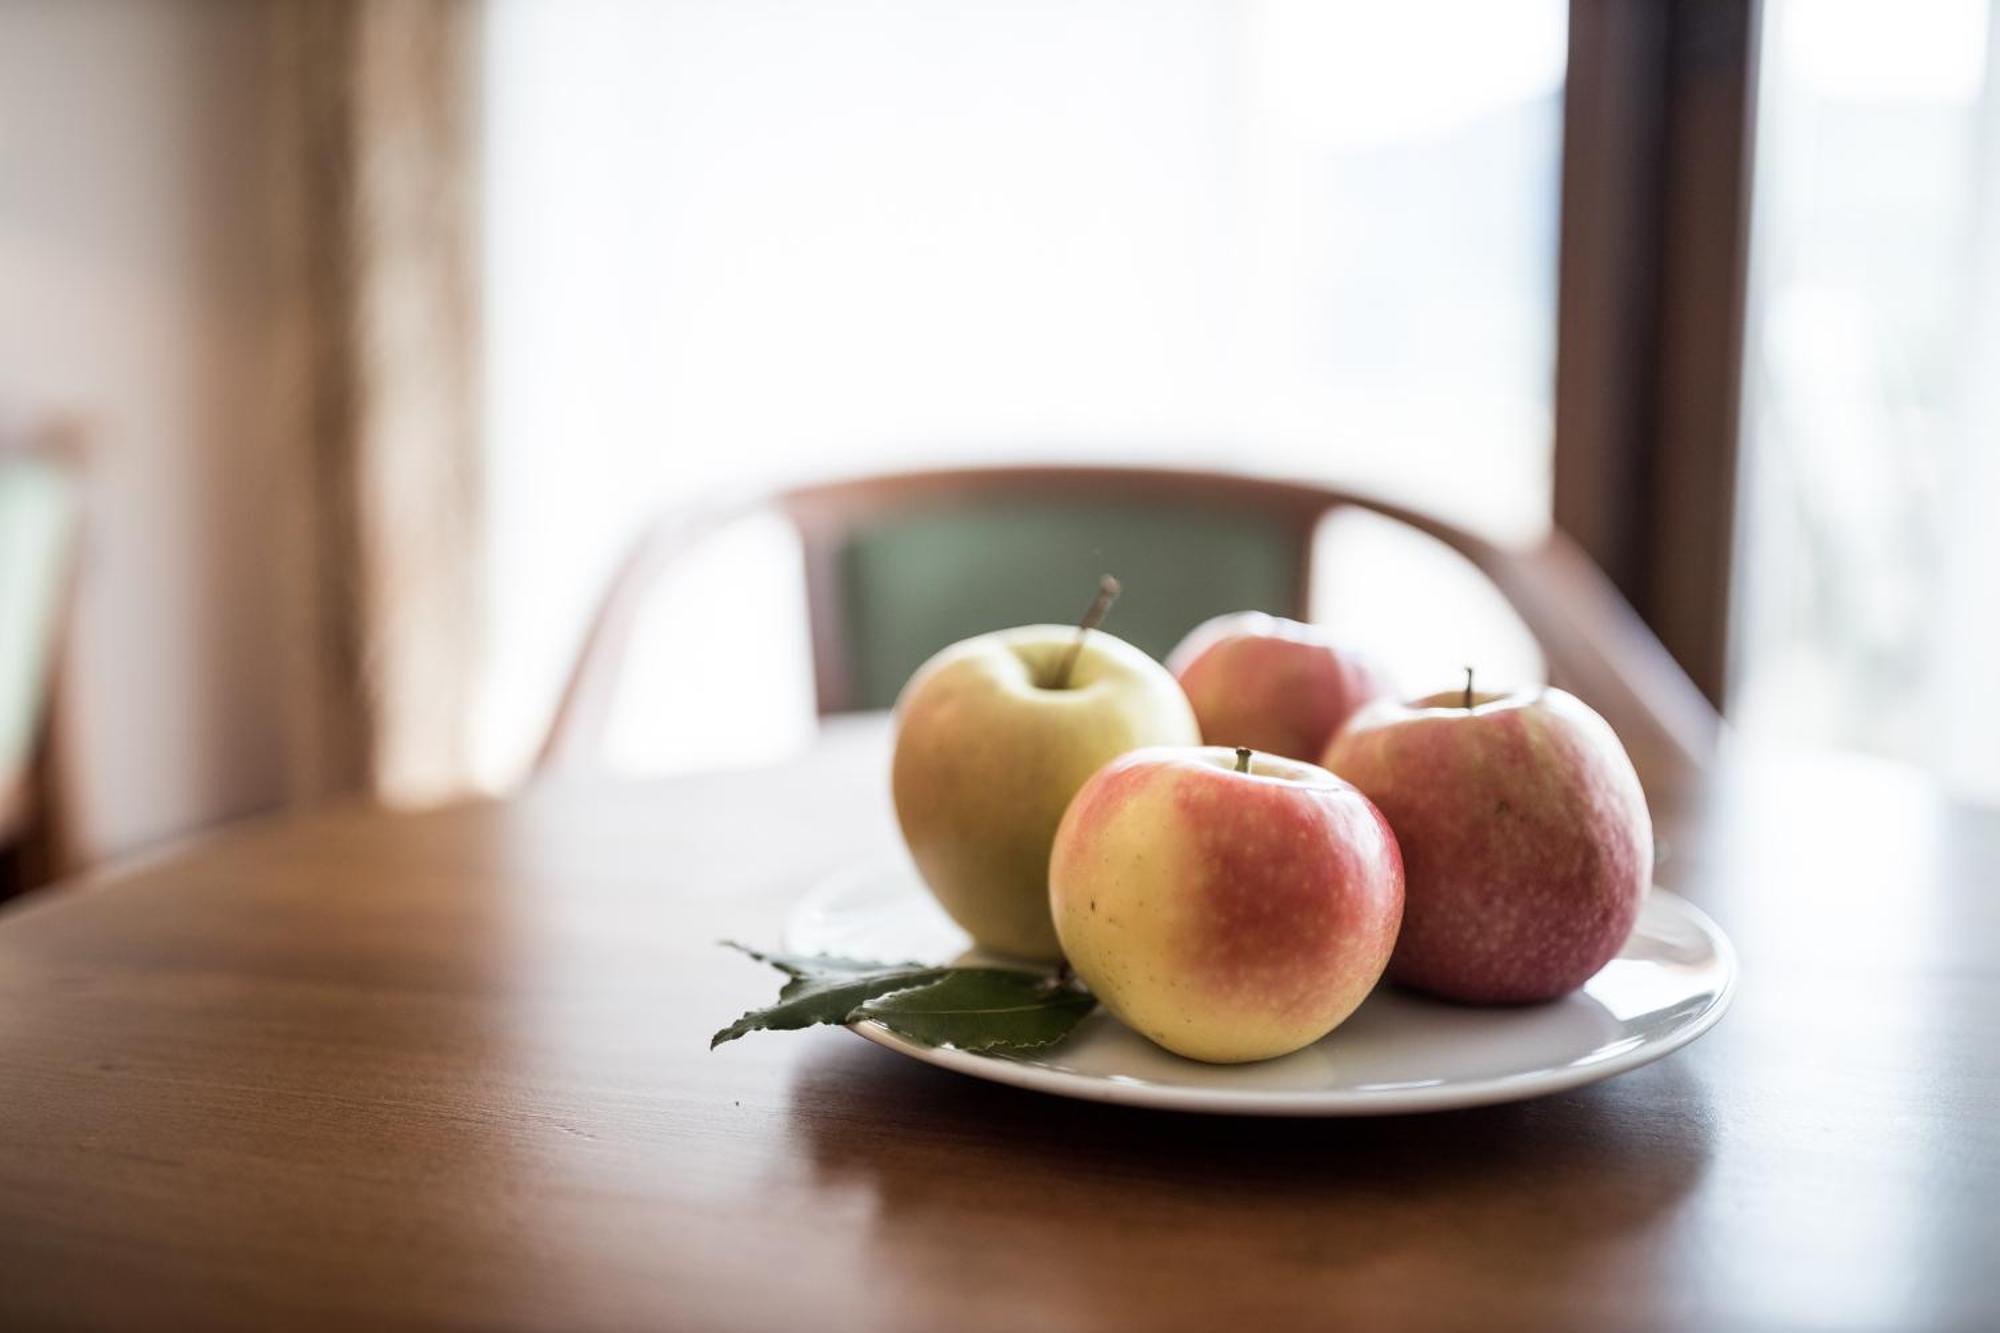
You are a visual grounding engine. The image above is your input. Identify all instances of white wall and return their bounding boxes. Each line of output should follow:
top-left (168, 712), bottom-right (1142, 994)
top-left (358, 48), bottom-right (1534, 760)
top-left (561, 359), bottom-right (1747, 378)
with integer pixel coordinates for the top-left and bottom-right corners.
top-left (0, 2), bottom-right (288, 861)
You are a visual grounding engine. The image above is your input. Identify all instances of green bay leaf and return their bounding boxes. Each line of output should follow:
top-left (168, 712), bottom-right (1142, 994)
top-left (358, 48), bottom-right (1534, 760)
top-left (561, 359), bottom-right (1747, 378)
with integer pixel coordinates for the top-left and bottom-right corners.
top-left (711, 947), bottom-right (946, 1048)
top-left (852, 969), bottom-right (1096, 1053)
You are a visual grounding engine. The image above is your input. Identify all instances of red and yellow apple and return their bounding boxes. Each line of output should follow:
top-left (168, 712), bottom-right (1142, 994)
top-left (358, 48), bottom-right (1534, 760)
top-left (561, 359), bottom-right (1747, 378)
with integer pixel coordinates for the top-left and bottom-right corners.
top-left (1049, 746), bottom-right (1404, 1063)
top-left (1322, 686), bottom-right (1651, 1004)
top-left (892, 625), bottom-right (1199, 960)
top-left (1167, 612), bottom-right (1394, 762)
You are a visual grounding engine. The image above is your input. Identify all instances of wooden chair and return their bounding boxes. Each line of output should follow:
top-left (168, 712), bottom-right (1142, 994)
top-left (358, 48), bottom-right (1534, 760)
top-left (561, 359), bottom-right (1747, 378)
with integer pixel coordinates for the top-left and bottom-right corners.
top-left (0, 422), bottom-right (83, 899)
top-left (537, 466), bottom-right (1718, 804)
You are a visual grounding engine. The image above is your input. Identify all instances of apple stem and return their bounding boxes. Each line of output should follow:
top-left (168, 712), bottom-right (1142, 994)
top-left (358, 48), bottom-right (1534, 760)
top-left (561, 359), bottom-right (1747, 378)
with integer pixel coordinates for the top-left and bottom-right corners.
top-left (1235, 746), bottom-right (1253, 774)
top-left (1048, 574), bottom-right (1121, 689)
top-left (1463, 665), bottom-right (1475, 711)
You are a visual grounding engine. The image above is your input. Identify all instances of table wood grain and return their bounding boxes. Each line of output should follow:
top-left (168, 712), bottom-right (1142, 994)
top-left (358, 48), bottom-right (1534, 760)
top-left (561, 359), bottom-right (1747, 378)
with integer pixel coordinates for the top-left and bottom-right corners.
top-left (1, 718), bottom-right (1995, 1331)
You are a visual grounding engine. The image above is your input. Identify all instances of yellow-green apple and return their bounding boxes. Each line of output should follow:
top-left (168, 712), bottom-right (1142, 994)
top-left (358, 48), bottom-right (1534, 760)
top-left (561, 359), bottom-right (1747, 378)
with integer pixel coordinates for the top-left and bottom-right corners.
top-left (1167, 612), bottom-right (1394, 761)
top-left (1322, 684), bottom-right (1652, 1004)
top-left (1049, 746), bottom-right (1404, 1063)
top-left (892, 625), bottom-right (1199, 960)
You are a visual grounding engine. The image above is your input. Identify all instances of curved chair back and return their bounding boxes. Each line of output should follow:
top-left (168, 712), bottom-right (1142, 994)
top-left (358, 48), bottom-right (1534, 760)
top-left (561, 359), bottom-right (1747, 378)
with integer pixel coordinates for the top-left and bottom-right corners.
top-left (540, 466), bottom-right (1718, 804)
top-left (1, 422), bottom-right (82, 896)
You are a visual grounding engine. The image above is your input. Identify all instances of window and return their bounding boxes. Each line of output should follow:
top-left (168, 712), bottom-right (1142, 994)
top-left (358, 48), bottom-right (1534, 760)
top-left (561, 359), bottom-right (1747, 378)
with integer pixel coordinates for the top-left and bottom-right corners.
top-left (1732, 0), bottom-right (2000, 803)
top-left (480, 1), bottom-right (1568, 779)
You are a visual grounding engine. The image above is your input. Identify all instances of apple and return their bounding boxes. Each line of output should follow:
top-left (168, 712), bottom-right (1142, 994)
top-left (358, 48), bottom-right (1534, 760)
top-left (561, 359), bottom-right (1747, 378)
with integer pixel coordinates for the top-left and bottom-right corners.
top-left (1321, 684), bottom-right (1652, 1004)
top-left (892, 623), bottom-right (1199, 960)
top-left (1167, 612), bottom-right (1394, 762)
top-left (1049, 745), bottom-right (1404, 1063)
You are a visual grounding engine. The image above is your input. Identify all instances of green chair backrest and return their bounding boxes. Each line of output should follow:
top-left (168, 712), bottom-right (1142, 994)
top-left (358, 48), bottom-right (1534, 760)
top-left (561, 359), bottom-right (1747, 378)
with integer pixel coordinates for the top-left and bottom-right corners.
top-left (0, 453), bottom-right (77, 789)
top-left (836, 497), bottom-right (1303, 710)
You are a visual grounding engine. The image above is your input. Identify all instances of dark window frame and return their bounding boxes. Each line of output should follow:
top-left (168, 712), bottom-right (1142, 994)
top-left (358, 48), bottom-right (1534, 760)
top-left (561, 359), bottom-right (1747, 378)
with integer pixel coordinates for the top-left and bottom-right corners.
top-left (1554, 0), bottom-right (1762, 706)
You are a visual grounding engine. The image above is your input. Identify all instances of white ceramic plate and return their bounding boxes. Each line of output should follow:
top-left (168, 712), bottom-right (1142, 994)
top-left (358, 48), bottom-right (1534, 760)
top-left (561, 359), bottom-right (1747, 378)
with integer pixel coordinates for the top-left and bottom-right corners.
top-left (785, 862), bottom-right (1736, 1116)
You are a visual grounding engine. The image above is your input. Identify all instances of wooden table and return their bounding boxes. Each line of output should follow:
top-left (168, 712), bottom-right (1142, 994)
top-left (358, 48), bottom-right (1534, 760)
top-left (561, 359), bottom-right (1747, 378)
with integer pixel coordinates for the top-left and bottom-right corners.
top-left (1, 717), bottom-right (1995, 1331)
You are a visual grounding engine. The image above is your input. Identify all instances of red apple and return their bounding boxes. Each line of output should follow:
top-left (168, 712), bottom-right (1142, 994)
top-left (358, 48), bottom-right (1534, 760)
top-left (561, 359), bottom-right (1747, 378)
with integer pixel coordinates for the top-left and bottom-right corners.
top-left (1049, 745), bottom-right (1404, 1063)
top-left (1167, 612), bottom-right (1394, 762)
top-left (1322, 686), bottom-right (1652, 1004)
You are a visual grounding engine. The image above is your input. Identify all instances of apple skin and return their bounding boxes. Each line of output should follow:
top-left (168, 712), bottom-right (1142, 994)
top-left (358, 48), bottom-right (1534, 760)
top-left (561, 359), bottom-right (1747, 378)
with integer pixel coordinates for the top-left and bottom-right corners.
top-left (892, 626), bottom-right (1200, 960)
top-left (1049, 746), bottom-right (1404, 1063)
top-left (1321, 687), bottom-right (1652, 1004)
top-left (1167, 612), bottom-right (1395, 762)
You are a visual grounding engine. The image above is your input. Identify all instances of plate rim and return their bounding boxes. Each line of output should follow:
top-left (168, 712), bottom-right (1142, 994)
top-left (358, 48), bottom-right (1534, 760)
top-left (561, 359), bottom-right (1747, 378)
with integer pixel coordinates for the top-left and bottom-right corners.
top-left (791, 868), bottom-right (1738, 1117)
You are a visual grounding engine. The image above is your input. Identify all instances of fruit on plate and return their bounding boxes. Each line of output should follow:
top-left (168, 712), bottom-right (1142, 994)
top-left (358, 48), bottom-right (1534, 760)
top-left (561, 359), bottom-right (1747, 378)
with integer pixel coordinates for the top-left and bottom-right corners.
top-left (1321, 676), bottom-right (1652, 1004)
top-left (1049, 745), bottom-right (1404, 1063)
top-left (892, 581), bottom-right (1199, 960)
top-left (1167, 611), bottom-right (1394, 762)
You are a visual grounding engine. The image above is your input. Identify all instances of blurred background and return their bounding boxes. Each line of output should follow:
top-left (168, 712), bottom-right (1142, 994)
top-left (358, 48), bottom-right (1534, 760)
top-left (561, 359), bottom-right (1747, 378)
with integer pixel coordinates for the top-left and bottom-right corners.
top-left (3, 0), bottom-right (1996, 893)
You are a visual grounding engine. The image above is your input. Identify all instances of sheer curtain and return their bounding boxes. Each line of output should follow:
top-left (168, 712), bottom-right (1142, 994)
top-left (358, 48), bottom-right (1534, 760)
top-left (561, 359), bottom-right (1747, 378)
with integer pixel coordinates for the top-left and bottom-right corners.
top-left (270, 0), bottom-right (484, 805)
top-left (1732, 0), bottom-right (2000, 804)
